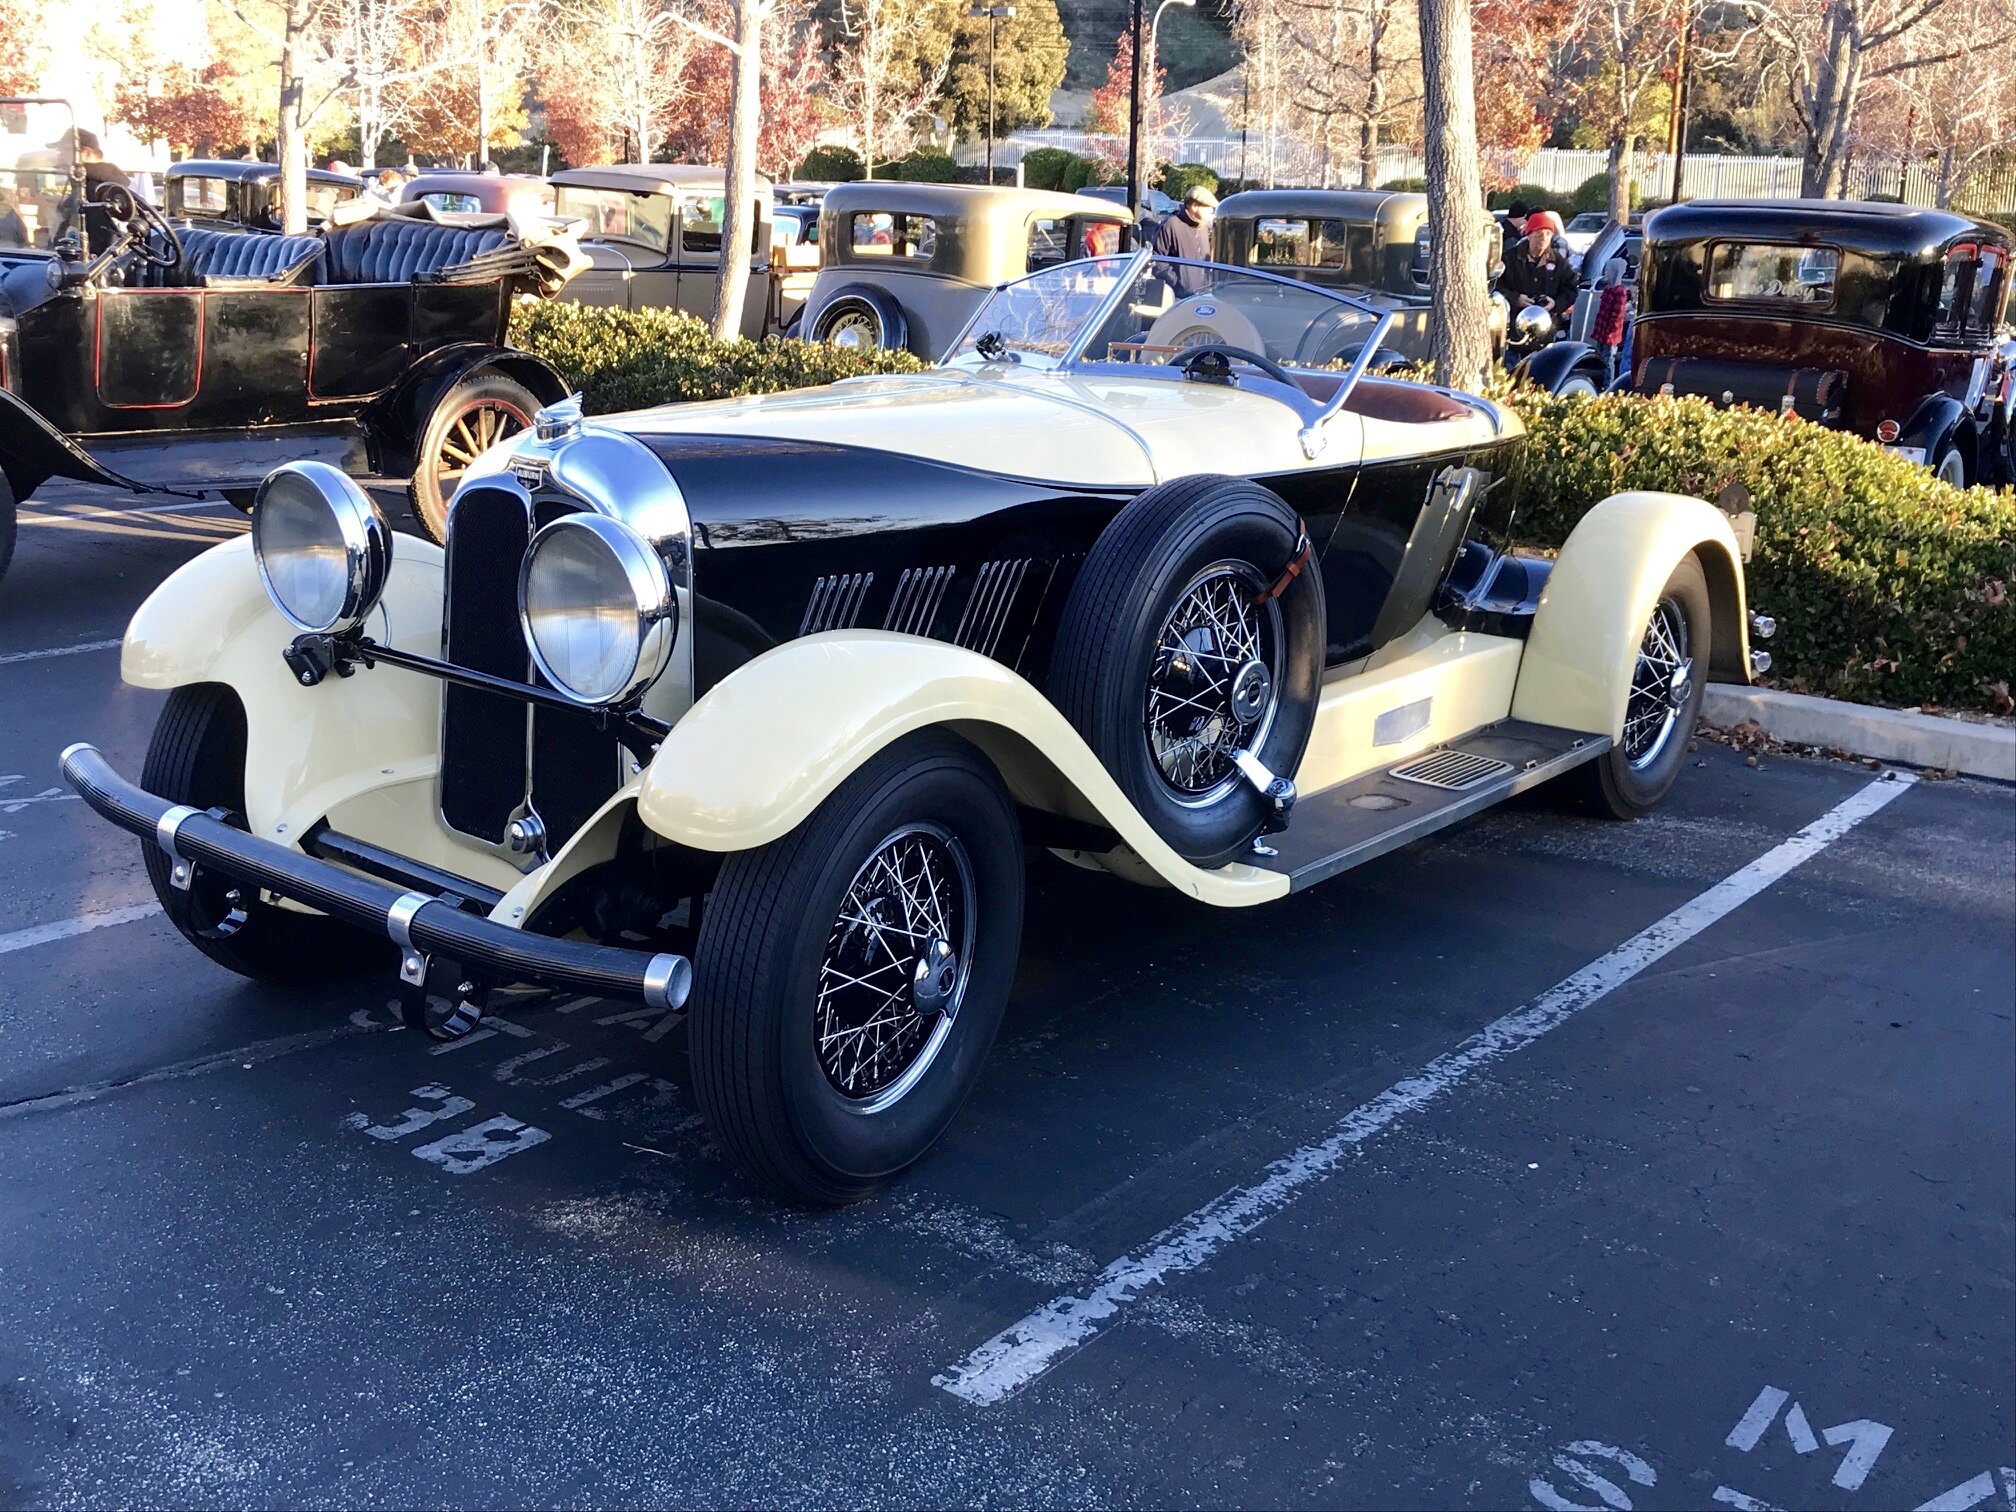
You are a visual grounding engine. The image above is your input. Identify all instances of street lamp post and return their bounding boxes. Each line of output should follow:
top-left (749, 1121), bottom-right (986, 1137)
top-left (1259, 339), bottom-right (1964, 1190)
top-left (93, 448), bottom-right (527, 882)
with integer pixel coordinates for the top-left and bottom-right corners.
top-left (1125, 0), bottom-right (1194, 219)
top-left (968, 4), bottom-right (1016, 184)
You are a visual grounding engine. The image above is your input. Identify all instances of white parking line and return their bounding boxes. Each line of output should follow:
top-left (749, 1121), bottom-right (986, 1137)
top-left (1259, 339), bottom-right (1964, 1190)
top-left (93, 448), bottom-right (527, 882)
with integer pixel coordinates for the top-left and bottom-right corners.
top-left (0, 904), bottom-right (158, 957)
top-left (0, 638), bottom-right (123, 667)
top-left (933, 771), bottom-right (1918, 1406)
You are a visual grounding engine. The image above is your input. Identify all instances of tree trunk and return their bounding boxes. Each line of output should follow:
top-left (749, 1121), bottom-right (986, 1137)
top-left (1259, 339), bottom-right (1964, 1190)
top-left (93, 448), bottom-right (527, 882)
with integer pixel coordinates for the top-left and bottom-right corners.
top-left (278, 0), bottom-right (309, 234)
top-left (1607, 134), bottom-right (1629, 220)
top-left (712, 0), bottom-right (761, 341)
top-left (1415, 0), bottom-right (1491, 390)
top-left (1803, 2), bottom-right (1862, 197)
top-left (475, 57), bottom-right (491, 167)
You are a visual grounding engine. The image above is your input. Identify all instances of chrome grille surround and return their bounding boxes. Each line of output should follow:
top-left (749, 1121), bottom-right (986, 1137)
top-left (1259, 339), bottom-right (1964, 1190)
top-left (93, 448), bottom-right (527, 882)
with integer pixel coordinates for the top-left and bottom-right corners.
top-left (438, 423), bottom-right (695, 854)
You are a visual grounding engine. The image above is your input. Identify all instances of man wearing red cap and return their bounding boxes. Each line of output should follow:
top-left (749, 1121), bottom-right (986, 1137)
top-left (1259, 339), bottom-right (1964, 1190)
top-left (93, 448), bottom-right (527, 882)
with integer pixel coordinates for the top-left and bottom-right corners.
top-left (1502, 210), bottom-right (1579, 316)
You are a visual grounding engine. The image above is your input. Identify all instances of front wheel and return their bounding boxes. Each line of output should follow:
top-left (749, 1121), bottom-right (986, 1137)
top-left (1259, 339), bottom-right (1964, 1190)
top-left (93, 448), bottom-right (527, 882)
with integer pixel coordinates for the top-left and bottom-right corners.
top-left (1568, 554), bottom-right (1712, 820)
top-left (408, 371), bottom-right (537, 543)
top-left (688, 731), bottom-right (1025, 1205)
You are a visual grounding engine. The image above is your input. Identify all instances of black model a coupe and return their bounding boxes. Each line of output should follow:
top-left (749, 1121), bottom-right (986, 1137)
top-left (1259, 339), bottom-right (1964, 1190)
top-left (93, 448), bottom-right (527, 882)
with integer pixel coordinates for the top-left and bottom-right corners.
top-left (0, 99), bottom-right (582, 589)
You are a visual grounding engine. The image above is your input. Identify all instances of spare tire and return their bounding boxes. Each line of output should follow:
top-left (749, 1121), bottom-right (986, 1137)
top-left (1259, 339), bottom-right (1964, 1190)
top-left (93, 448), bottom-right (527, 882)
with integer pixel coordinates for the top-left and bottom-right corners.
top-left (1050, 475), bottom-right (1325, 868)
top-left (810, 284), bottom-right (910, 352)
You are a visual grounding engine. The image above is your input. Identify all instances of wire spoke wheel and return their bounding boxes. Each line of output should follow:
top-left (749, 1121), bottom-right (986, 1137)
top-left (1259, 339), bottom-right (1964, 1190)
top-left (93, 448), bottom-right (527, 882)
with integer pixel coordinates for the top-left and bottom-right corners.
top-left (1622, 595), bottom-right (1694, 770)
top-left (814, 822), bottom-right (975, 1113)
top-left (825, 309), bottom-right (877, 349)
top-left (1142, 561), bottom-right (1283, 805)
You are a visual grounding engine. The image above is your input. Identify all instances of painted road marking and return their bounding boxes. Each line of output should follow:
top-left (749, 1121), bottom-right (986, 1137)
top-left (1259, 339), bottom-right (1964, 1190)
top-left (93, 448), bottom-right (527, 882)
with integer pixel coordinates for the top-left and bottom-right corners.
top-left (934, 772), bottom-right (1919, 1406)
top-left (0, 638), bottom-right (123, 668)
top-left (0, 903), bottom-right (158, 957)
top-left (0, 1021), bottom-right (382, 1122)
top-left (345, 1082), bottom-right (553, 1175)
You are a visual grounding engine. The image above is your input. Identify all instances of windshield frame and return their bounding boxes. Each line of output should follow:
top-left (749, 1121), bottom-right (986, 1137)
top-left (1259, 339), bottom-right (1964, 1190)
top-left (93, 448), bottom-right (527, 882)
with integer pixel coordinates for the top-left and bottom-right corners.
top-left (943, 250), bottom-right (1399, 440)
top-left (0, 96), bottom-right (85, 258)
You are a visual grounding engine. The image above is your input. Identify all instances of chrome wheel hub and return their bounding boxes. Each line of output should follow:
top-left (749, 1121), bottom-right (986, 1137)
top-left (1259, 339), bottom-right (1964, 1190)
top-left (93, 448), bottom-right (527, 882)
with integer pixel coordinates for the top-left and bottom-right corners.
top-left (1623, 596), bottom-right (1694, 770)
top-left (1144, 563), bottom-right (1283, 804)
top-left (815, 823), bottom-right (974, 1112)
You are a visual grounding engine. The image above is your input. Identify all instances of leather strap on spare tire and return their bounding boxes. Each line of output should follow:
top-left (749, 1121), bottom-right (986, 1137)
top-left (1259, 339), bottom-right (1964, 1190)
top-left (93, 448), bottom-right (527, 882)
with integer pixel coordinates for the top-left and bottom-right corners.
top-left (1048, 475), bottom-right (1325, 870)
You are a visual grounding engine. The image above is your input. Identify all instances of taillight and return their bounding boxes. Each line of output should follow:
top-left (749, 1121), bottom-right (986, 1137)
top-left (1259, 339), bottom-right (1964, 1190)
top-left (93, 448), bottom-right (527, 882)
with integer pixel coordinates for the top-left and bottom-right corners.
top-left (1875, 419), bottom-right (1900, 443)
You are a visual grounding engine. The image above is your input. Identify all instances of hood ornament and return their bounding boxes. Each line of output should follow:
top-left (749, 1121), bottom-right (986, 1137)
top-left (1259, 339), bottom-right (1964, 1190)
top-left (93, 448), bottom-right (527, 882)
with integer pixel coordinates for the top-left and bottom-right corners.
top-left (534, 393), bottom-right (585, 443)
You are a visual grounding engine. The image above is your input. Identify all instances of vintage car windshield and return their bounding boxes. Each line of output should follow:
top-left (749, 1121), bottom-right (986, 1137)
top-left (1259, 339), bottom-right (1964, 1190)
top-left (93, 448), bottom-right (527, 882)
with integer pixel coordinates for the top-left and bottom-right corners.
top-left (554, 185), bottom-right (673, 253)
top-left (0, 100), bottom-right (80, 253)
top-left (943, 255), bottom-right (1384, 376)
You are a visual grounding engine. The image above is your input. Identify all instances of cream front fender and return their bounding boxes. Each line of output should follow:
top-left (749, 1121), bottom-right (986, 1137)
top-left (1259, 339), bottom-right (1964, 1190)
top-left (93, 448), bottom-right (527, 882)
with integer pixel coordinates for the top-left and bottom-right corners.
top-left (116, 535), bottom-right (491, 882)
top-left (1510, 491), bottom-right (1751, 742)
top-left (636, 631), bottom-right (1289, 907)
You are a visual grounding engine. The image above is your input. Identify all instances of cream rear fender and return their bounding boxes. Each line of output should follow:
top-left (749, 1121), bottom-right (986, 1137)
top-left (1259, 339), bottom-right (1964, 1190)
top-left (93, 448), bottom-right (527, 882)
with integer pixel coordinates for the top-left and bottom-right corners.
top-left (1510, 491), bottom-right (1751, 742)
top-left (635, 631), bottom-right (1290, 907)
top-left (114, 534), bottom-right (516, 887)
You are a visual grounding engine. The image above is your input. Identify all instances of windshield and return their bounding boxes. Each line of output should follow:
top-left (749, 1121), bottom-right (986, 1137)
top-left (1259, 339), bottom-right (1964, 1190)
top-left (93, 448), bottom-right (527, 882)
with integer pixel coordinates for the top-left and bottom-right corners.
top-left (943, 255), bottom-right (1384, 373)
top-left (0, 99), bottom-right (79, 254)
top-left (553, 184), bottom-right (672, 253)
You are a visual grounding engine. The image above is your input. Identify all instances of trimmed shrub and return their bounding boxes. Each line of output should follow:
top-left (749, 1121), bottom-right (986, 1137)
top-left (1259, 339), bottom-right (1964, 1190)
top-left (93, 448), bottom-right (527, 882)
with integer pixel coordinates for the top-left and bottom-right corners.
top-left (1504, 387), bottom-right (2015, 714)
top-left (889, 149), bottom-right (960, 182)
top-left (1160, 161), bottom-right (1220, 202)
top-left (1568, 171), bottom-right (1640, 215)
top-left (1488, 183), bottom-right (1572, 217)
top-left (1022, 146), bottom-right (1095, 192)
top-left (1377, 176), bottom-right (1428, 192)
top-left (509, 301), bottom-right (926, 416)
top-left (797, 145), bottom-right (864, 182)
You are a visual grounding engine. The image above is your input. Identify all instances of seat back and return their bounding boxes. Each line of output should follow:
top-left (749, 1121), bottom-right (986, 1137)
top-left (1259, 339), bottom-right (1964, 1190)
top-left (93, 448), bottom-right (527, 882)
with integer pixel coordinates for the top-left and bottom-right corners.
top-left (322, 218), bottom-right (512, 284)
top-left (180, 227), bottom-right (325, 284)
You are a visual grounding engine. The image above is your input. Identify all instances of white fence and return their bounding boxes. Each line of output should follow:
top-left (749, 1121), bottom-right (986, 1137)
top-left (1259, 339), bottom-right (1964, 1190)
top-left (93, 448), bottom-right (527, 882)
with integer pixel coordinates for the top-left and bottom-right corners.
top-left (992, 132), bottom-right (2015, 213)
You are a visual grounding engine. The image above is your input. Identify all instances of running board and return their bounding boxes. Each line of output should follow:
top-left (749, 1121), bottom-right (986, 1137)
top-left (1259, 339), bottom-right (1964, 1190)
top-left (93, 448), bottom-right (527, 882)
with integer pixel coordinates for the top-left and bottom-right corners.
top-left (1260, 720), bottom-right (1608, 891)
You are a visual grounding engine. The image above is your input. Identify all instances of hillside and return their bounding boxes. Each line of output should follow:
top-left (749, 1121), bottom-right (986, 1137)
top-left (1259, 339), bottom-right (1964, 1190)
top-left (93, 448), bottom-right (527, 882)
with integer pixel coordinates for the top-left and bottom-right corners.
top-left (1055, 0), bottom-right (1237, 91)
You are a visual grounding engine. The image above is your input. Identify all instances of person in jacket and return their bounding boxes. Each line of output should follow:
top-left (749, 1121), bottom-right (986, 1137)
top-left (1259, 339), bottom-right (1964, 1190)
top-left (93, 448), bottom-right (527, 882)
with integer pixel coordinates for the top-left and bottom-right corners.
top-left (1591, 256), bottom-right (1633, 384)
top-left (1501, 209), bottom-right (1579, 315)
top-left (1152, 184), bottom-right (1217, 297)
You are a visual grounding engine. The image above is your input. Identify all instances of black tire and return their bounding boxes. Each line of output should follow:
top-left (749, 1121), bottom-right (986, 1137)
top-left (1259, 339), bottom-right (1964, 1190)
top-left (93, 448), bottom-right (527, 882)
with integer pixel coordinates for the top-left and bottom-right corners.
top-left (810, 284), bottom-right (909, 353)
top-left (1049, 475), bottom-right (1325, 868)
top-left (408, 371), bottom-right (539, 543)
top-left (689, 731), bottom-right (1024, 1205)
top-left (141, 684), bottom-right (387, 983)
top-left (1568, 554), bottom-right (1712, 820)
top-left (0, 471), bottom-right (16, 593)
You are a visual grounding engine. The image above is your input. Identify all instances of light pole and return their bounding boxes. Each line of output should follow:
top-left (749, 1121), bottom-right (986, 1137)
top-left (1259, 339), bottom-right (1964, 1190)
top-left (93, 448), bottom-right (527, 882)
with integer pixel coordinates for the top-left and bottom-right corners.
top-left (1126, 0), bottom-right (1194, 218)
top-left (969, 5), bottom-right (1016, 184)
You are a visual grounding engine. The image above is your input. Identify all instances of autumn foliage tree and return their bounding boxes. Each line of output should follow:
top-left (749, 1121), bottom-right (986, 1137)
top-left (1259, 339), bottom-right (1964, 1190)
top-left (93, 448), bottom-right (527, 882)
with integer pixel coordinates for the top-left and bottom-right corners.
top-left (1471, 0), bottom-right (1576, 186)
top-left (0, 0), bottom-right (46, 95)
top-left (110, 63), bottom-right (255, 155)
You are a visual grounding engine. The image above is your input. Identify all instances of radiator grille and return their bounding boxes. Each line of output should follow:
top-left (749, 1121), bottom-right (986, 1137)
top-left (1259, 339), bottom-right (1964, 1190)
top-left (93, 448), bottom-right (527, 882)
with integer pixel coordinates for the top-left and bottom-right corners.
top-left (1389, 748), bottom-right (1512, 792)
top-left (800, 572), bottom-right (874, 635)
top-left (440, 483), bottom-right (531, 843)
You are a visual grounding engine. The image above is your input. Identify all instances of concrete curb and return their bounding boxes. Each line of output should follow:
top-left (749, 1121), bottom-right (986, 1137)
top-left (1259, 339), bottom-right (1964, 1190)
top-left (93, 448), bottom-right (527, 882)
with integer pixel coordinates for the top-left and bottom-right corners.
top-left (1704, 684), bottom-right (2016, 782)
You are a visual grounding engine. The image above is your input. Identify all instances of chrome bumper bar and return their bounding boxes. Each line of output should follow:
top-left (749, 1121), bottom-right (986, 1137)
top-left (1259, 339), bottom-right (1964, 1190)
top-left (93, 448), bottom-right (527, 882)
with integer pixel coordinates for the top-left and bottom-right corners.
top-left (59, 743), bottom-right (691, 1013)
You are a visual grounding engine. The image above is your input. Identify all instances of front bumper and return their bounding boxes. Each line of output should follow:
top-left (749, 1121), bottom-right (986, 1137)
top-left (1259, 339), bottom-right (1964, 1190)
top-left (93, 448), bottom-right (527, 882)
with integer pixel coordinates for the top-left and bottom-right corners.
top-left (60, 743), bottom-right (691, 1012)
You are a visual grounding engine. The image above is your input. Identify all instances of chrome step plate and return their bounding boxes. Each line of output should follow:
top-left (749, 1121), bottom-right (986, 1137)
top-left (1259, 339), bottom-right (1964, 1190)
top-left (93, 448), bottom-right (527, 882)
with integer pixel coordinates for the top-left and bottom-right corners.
top-left (1389, 748), bottom-right (1514, 792)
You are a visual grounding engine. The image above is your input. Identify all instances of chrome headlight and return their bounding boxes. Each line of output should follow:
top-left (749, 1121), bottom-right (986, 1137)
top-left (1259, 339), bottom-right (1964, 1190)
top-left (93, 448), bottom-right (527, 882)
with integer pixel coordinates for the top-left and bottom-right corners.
top-left (252, 461), bottom-right (393, 634)
top-left (518, 513), bottom-right (678, 706)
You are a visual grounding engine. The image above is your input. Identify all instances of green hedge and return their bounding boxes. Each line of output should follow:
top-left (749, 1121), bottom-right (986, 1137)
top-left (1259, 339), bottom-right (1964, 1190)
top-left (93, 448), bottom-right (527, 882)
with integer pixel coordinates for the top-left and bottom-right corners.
top-left (1488, 182), bottom-right (1572, 217)
top-left (509, 301), bottom-right (926, 416)
top-left (1160, 162), bottom-right (1220, 202)
top-left (1504, 388), bottom-right (2014, 714)
top-left (1022, 146), bottom-right (1097, 193)
top-left (797, 145), bottom-right (863, 182)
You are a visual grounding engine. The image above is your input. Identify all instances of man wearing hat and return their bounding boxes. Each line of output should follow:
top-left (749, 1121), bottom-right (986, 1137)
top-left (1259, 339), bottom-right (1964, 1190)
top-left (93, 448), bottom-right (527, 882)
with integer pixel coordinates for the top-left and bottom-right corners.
top-left (1152, 182), bottom-right (1217, 296)
top-left (52, 127), bottom-right (130, 253)
top-left (1501, 209), bottom-right (1579, 315)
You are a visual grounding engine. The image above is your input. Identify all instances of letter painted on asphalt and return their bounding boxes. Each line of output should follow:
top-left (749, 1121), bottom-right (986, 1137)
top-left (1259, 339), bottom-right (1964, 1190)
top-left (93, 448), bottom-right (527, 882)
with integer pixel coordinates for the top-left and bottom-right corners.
top-left (344, 1083), bottom-right (475, 1140)
top-left (1528, 1441), bottom-right (1657, 1510)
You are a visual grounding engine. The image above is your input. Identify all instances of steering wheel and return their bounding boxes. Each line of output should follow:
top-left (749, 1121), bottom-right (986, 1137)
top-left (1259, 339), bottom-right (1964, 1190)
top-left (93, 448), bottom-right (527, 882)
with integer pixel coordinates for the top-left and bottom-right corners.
top-left (89, 183), bottom-right (183, 270)
top-left (1174, 343), bottom-right (1299, 389)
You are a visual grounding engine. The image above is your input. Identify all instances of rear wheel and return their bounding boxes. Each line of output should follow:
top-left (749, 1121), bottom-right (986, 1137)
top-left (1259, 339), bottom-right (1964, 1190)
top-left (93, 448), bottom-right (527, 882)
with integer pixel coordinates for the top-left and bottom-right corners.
top-left (409, 372), bottom-right (537, 543)
top-left (811, 286), bottom-right (908, 352)
top-left (1569, 555), bottom-right (1712, 820)
top-left (689, 732), bottom-right (1024, 1205)
top-left (1554, 367), bottom-right (1602, 399)
top-left (1932, 440), bottom-right (1968, 489)
top-left (141, 684), bottom-right (386, 984)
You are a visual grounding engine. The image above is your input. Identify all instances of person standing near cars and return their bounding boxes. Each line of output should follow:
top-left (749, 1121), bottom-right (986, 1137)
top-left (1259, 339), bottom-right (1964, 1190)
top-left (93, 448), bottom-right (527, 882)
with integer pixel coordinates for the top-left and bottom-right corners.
top-left (1502, 209), bottom-right (1579, 317)
top-left (1152, 184), bottom-right (1217, 297)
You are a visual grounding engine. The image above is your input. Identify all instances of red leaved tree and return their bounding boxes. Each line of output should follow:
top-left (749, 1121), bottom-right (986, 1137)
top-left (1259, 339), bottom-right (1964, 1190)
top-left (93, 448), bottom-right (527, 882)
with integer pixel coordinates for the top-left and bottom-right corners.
top-left (111, 62), bottom-right (256, 157)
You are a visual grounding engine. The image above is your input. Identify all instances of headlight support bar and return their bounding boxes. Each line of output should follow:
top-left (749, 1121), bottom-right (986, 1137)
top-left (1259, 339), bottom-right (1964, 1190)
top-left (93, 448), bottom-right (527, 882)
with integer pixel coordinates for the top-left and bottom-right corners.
top-left (283, 632), bottom-right (670, 762)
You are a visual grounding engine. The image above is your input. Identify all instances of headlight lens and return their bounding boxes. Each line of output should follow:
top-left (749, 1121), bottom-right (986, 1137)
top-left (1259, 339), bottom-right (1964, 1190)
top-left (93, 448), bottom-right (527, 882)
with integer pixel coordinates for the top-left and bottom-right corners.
top-left (519, 513), bottom-right (677, 705)
top-left (252, 461), bottom-right (393, 634)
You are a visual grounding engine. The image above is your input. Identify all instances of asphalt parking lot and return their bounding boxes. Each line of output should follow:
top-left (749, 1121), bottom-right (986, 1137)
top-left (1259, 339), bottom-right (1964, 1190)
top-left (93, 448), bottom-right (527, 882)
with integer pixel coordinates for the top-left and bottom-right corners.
top-left (2, 488), bottom-right (2012, 1510)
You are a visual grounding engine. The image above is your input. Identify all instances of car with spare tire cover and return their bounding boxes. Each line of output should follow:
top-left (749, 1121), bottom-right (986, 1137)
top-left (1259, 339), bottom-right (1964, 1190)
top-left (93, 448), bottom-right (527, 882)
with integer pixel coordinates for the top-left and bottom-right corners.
top-left (1630, 199), bottom-right (2015, 487)
top-left (0, 101), bottom-right (590, 588)
top-left (800, 181), bottom-right (1134, 357)
top-left (59, 248), bottom-right (1768, 1205)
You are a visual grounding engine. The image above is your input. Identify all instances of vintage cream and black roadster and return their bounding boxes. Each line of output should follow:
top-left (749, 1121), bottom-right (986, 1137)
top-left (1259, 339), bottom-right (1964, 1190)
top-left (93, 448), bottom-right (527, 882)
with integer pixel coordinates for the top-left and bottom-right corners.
top-left (61, 252), bottom-right (1767, 1204)
top-left (0, 99), bottom-right (583, 589)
